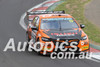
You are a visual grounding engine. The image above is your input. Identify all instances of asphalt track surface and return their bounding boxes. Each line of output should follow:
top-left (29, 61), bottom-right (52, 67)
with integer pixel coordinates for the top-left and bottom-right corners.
top-left (85, 0), bottom-right (100, 28)
top-left (0, 0), bottom-right (100, 67)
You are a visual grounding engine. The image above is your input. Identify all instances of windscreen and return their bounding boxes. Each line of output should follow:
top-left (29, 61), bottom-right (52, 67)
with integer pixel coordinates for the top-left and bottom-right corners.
top-left (41, 18), bottom-right (79, 30)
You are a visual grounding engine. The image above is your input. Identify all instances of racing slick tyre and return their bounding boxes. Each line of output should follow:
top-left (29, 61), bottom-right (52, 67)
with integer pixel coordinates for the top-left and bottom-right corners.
top-left (35, 39), bottom-right (46, 56)
top-left (35, 39), bottom-right (42, 55)
top-left (26, 31), bottom-right (31, 48)
top-left (36, 42), bottom-right (42, 55)
top-left (26, 31), bottom-right (31, 42)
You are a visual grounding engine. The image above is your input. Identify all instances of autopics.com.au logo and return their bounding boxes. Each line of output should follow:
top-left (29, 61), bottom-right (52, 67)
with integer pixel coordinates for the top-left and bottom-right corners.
top-left (3, 38), bottom-right (92, 59)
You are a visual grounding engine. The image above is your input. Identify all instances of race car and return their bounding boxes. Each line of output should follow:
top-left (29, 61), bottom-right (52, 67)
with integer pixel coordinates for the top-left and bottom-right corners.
top-left (26, 11), bottom-right (89, 55)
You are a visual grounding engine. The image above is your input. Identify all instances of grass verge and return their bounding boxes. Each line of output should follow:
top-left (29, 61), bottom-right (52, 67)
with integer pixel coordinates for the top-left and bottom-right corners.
top-left (54, 0), bottom-right (100, 44)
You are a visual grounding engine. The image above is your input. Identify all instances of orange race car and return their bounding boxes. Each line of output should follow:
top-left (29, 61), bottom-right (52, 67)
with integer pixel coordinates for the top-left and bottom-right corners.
top-left (26, 11), bottom-right (90, 55)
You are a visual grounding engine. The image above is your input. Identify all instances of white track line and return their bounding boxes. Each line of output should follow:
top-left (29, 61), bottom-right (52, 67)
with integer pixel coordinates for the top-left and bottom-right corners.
top-left (86, 52), bottom-right (100, 63)
top-left (19, 0), bottom-right (49, 30)
top-left (19, 0), bottom-right (58, 30)
top-left (28, 0), bottom-right (49, 12)
top-left (19, 12), bottom-right (27, 30)
top-left (90, 52), bottom-right (100, 62)
top-left (89, 58), bottom-right (100, 63)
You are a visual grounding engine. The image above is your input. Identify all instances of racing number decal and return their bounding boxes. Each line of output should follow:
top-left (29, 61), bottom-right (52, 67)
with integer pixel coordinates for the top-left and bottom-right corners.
top-left (69, 20), bottom-right (74, 23)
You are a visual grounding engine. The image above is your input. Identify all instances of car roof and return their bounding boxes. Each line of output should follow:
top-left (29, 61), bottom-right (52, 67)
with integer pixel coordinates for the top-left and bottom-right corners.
top-left (37, 14), bottom-right (73, 19)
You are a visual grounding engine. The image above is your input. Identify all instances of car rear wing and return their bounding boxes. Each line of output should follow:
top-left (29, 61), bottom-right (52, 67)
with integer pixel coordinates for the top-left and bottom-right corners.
top-left (27, 10), bottom-right (65, 21)
top-left (27, 10), bottom-right (65, 15)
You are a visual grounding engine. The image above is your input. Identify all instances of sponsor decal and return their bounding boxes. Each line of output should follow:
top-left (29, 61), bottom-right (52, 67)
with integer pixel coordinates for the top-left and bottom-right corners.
top-left (42, 18), bottom-right (73, 21)
top-left (82, 46), bottom-right (89, 49)
top-left (51, 32), bottom-right (78, 36)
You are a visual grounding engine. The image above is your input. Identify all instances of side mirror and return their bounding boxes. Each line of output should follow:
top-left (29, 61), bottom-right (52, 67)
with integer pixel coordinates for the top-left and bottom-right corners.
top-left (80, 24), bottom-right (85, 28)
top-left (31, 27), bottom-right (38, 30)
